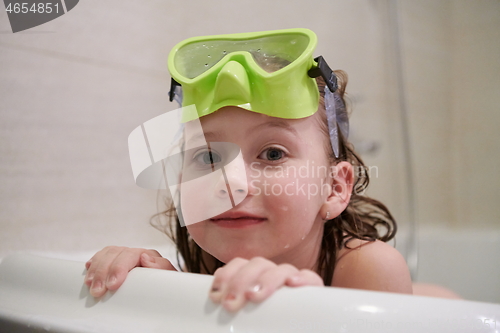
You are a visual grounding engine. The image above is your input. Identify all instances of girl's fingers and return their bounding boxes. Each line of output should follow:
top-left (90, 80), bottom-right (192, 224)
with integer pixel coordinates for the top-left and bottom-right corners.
top-left (209, 257), bottom-right (249, 304)
top-left (87, 247), bottom-right (123, 297)
top-left (85, 247), bottom-right (166, 297)
top-left (215, 257), bottom-right (277, 312)
top-left (285, 269), bottom-right (324, 287)
top-left (244, 263), bottom-right (299, 303)
top-left (208, 258), bottom-right (325, 313)
top-left (104, 248), bottom-right (146, 291)
top-left (84, 249), bottom-right (109, 287)
top-left (140, 253), bottom-right (176, 270)
top-left (105, 249), bottom-right (168, 290)
top-left (85, 258), bottom-right (92, 270)
top-left (89, 246), bottom-right (139, 297)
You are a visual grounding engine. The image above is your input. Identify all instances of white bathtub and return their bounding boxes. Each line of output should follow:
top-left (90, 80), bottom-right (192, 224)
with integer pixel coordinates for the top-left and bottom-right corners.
top-left (1, 226), bottom-right (499, 332)
top-left (411, 226), bottom-right (500, 303)
top-left (0, 253), bottom-right (499, 333)
top-left (4, 225), bottom-right (497, 303)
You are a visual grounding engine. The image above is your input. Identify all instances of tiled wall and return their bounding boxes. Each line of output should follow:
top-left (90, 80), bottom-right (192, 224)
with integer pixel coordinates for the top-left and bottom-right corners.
top-left (1, 1), bottom-right (499, 259)
top-left (400, 0), bottom-right (500, 229)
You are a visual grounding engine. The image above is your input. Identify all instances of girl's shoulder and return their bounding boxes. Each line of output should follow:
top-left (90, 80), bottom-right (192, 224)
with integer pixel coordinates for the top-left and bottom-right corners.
top-left (332, 238), bottom-right (413, 294)
top-left (335, 237), bottom-right (399, 265)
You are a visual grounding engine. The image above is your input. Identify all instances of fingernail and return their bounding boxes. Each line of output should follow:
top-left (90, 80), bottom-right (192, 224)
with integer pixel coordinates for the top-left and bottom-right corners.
top-left (245, 284), bottom-right (262, 296)
top-left (222, 293), bottom-right (243, 312)
top-left (245, 284), bottom-right (263, 301)
top-left (209, 285), bottom-right (223, 302)
top-left (224, 292), bottom-right (236, 301)
top-left (106, 275), bottom-right (117, 287)
top-left (250, 284), bottom-right (262, 293)
top-left (86, 272), bottom-right (94, 282)
top-left (91, 280), bottom-right (103, 295)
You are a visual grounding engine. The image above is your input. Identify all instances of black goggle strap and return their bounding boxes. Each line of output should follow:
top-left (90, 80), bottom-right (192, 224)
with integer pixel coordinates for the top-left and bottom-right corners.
top-left (308, 56), bottom-right (338, 93)
top-left (308, 56), bottom-right (349, 158)
top-left (169, 77), bottom-right (183, 107)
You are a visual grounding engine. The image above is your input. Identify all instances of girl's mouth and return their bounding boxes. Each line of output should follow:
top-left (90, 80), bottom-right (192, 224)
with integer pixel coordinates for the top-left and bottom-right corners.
top-left (209, 212), bottom-right (267, 228)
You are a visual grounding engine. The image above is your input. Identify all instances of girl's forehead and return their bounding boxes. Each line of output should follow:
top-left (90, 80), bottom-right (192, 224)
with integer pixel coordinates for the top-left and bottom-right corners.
top-left (183, 106), bottom-right (323, 150)
top-left (200, 106), bottom-right (275, 124)
top-left (196, 106), bottom-right (318, 135)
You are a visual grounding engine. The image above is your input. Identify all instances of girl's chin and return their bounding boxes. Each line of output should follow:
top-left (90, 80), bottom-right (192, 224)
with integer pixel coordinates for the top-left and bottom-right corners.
top-left (213, 250), bottom-right (266, 263)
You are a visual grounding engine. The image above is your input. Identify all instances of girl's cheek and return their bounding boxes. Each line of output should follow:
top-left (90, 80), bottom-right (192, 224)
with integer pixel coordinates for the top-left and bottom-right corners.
top-left (180, 167), bottom-right (238, 226)
top-left (252, 172), bottom-right (326, 201)
top-left (255, 176), bottom-right (316, 219)
top-left (180, 179), bottom-right (211, 226)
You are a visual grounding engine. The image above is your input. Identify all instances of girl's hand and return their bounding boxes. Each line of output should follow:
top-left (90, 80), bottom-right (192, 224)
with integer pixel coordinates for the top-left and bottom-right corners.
top-left (209, 257), bottom-right (323, 312)
top-left (84, 246), bottom-right (176, 297)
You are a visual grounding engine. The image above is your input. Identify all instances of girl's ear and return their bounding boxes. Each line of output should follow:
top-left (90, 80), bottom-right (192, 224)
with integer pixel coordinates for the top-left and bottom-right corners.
top-left (320, 161), bottom-right (354, 220)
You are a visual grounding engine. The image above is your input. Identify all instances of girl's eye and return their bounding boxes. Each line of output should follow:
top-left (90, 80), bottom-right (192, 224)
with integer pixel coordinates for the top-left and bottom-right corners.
top-left (194, 150), bottom-right (221, 166)
top-left (259, 147), bottom-right (285, 161)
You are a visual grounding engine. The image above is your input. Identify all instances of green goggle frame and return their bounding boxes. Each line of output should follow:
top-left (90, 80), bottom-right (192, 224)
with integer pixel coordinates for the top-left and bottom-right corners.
top-left (168, 28), bottom-right (336, 122)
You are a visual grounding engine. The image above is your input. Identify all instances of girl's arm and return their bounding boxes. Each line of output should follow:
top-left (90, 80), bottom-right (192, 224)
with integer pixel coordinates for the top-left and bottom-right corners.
top-left (332, 239), bottom-right (413, 294)
top-left (84, 246), bottom-right (176, 297)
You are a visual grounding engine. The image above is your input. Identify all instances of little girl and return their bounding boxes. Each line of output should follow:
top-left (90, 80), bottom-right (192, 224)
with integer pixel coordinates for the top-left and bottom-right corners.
top-left (84, 28), bottom-right (413, 312)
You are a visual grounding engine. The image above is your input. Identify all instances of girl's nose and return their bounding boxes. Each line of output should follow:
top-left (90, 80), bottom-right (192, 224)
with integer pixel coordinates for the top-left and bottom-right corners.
top-left (214, 164), bottom-right (248, 206)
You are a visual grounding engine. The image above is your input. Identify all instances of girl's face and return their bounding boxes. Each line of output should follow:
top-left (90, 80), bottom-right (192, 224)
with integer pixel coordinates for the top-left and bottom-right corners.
top-left (183, 106), bottom-right (340, 269)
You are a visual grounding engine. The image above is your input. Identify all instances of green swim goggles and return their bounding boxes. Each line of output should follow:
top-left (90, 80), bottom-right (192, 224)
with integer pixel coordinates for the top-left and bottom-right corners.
top-left (167, 28), bottom-right (339, 121)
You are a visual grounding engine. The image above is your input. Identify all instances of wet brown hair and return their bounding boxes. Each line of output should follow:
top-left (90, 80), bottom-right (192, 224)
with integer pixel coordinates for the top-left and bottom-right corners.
top-left (315, 72), bottom-right (396, 285)
top-left (151, 70), bottom-right (397, 285)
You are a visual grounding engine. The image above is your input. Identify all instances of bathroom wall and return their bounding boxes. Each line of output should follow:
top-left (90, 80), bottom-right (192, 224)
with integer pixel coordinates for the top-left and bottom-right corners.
top-left (0, 0), bottom-right (499, 298)
top-left (398, 0), bottom-right (500, 229)
top-left (450, 1), bottom-right (500, 228)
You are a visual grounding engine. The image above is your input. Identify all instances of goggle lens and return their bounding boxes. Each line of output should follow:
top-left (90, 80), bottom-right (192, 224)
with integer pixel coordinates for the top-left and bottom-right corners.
top-left (174, 33), bottom-right (310, 78)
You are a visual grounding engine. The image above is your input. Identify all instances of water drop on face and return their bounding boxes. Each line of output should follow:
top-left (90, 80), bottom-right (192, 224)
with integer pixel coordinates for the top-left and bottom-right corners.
top-left (284, 244), bottom-right (290, 249)
top-left (301, 235), bottom-right (306, 240)
top-left (281, 205), bottom-right (289, 211)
